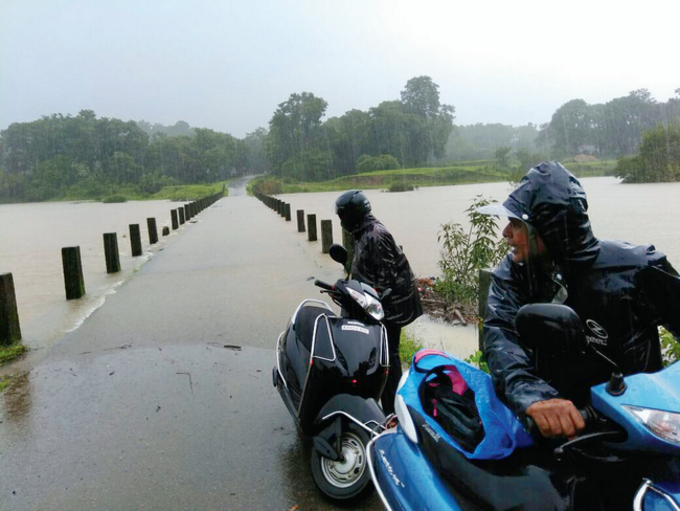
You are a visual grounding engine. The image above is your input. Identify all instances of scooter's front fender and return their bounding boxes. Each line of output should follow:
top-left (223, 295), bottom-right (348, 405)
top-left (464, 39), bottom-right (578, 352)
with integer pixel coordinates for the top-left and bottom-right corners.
top-left (313, 393), bottom-right (385, 435)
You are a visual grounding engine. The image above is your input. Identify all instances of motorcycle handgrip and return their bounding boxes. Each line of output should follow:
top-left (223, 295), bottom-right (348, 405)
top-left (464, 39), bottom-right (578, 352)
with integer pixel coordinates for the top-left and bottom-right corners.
top-left (314, 279), bottom-right (334, 291)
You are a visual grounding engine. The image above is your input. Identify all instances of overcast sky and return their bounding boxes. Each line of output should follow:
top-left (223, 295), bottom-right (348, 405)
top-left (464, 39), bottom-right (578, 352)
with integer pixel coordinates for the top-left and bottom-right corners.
top-left (1, 0), bottom-right (678, 138)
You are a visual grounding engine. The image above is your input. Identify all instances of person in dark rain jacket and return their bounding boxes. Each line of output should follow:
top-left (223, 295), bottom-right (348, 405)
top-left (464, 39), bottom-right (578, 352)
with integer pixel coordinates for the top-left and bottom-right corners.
top-left (335, 190), bottom-right (422, 415)
top-left (478, 161), bottom-right (680, 440)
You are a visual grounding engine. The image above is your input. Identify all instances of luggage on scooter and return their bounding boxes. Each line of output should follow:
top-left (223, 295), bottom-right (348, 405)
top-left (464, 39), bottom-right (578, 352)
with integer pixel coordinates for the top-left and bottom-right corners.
top-left (401, 349), bottom-right (533, 460)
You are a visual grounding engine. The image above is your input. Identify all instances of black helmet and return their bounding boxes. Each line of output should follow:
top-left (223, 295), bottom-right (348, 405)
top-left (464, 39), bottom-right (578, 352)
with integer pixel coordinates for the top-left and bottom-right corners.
top-left (335, 190), bottom-right (371, 232)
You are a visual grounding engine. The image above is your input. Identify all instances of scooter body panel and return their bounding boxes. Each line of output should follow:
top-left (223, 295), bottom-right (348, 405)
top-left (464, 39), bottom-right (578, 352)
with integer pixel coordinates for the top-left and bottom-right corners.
top-left (276, 300), bottom-right (388, 436)
top-left (591, 362), bottom-right (680, 455)
top-left (368, 428), bottom-right (463, 511)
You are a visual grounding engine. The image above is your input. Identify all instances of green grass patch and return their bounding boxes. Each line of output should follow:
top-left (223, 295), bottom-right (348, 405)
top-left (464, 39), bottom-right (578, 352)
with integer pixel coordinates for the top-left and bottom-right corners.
top-left (278, 164), bottom-right (507, 194)
top-left (561, 158), bottom-right (618, 177)
top-left (399, 330), bottom-right (424, 367)
top-left (0, 343), bottom-right (28, 366)
top-left (0, 375), bottom-right (12, 392)
top-left (150, 181), bottom-right (228, 201)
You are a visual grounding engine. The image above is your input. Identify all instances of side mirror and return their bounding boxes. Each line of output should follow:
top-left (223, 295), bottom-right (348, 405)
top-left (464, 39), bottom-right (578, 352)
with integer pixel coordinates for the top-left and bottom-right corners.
top-left (515, 303), bottom-right (585, 350)
top-left (329, 244), bottom-right (348, 266)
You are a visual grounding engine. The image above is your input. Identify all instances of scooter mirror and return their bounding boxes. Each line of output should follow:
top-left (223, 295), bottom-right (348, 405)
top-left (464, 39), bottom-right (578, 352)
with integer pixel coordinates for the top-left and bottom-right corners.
top-left (329, 244), bottom-right (348, 266)
top-left (515, 303), bottom-right (586, 350)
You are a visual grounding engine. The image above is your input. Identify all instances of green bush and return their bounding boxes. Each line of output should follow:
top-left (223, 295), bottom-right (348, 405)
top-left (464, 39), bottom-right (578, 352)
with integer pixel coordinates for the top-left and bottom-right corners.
top-left (464, 350), bottom-right (490, 374)
top-left (399, 330), bottom-right (424, 367)
top-left (435, 195), bottom-right (508, 306)
top-left (251, 177), bottom-right (284, 195)
top-left (102, 195), bottom-right (127, 203)
top-left (389, 182), bottom-right (414, 192)
top-left (356, 154), bottom-right (401, 172)
top-left (661, 327), bottom-right (680, 366)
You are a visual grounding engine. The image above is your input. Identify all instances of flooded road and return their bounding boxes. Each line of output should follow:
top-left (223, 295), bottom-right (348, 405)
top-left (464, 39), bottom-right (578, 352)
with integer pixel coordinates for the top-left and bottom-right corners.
top-left (1, 185), bottom-right (381, 510)
top-left (3, 176), bottom-right (680, 509)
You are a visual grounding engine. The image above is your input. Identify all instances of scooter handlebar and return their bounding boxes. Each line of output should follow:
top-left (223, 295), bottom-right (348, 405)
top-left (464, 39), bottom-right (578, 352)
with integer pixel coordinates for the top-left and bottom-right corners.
top-left (314, 279), bottom-right (334, 291)
top-left (525, 406), bottom-right (596, 439)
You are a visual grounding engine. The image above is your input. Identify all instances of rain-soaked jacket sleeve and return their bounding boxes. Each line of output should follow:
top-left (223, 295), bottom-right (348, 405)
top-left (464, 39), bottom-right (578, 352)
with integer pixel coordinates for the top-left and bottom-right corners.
top-left (483, 259), bottom-right (561, 418)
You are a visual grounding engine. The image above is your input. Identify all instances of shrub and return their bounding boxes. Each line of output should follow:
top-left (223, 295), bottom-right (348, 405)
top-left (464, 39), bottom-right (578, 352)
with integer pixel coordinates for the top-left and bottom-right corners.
top-left (399, 330), bottom-right (424, 367)
top-left (435, 195), bottom-right (508, 306)
top-left (661, 327), bottom-right (680, 366)
top-left (253, 177), bottom-right (283, 195)
top-left (102, 195), bottom-right (127, 203)
top-left (389, 182), bottom-right (414, 192)
top-left (356, 154), bottom-right (401, 172)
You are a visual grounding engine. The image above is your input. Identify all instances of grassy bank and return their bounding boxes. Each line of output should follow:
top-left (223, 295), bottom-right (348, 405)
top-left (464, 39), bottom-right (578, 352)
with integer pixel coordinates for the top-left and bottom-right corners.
top-left (44, 180), bottom-right (229, 203)
top-left (250, 159), bottom-right (616, 196)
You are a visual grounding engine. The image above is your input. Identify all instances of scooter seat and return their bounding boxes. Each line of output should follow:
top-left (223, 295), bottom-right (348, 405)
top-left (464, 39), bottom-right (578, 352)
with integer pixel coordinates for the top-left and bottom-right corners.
top-left (295, 306), bottom-right (332, 352)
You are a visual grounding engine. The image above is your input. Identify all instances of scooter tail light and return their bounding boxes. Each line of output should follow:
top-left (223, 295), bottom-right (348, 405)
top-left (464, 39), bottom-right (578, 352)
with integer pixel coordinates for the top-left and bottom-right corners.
top-left (624, 405), bottom-right (680, 446)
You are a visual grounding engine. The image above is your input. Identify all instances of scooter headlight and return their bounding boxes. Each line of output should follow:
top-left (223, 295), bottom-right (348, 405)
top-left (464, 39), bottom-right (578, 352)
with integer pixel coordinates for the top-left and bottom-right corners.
top-left (347, 287), bottom-right (367, 308)
top-left (347, 287), bottom-right (384, 321)
top-left (624, 405), bottom-right (680, 446)
top-left (364, 294), bottom-right (385, 321)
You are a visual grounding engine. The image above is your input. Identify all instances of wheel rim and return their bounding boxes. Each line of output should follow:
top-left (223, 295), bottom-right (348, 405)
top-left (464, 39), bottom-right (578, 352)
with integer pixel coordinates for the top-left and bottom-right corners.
top-left (320, 432), bottom-right (367, 489)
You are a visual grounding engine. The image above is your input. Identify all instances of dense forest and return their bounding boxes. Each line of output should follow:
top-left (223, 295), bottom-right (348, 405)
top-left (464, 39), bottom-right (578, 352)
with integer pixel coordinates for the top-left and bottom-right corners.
top-left (1, 78), bottom-right (679, 202)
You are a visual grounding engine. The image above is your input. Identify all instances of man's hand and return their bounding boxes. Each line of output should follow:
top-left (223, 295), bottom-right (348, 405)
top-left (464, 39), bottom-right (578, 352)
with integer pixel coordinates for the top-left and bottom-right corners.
top-left (526, 399), bottom-right (586, 439)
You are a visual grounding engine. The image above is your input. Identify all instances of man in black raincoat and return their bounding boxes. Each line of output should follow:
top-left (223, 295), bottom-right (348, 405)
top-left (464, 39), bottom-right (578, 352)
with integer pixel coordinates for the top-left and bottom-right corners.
top-left (335, 190), bottom-right (422, 415)
top-left (479, 161), bottom-right (680, 439)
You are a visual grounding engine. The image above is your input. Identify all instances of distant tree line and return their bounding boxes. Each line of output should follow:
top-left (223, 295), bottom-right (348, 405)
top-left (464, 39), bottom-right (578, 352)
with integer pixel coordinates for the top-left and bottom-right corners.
top-left (538, 89), bottom-right (680, 158)
top-left (265, 76), bottom-right (455, 181)
top-left (0, 110), bottom-right (266, 201)
top-left (2, 81), bottom-right (679, 202)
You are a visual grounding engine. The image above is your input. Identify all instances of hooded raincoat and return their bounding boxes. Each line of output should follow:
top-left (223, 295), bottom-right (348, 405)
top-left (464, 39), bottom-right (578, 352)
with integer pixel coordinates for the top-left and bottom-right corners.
top-left (350, 214), bottom-right (422, 327)
top-left (483, 161), bottom-right (680, 419)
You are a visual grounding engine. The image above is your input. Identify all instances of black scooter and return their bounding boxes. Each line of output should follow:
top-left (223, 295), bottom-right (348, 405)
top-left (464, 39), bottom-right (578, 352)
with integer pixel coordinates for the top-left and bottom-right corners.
top-left (273, 245), bottom-right (389, 500)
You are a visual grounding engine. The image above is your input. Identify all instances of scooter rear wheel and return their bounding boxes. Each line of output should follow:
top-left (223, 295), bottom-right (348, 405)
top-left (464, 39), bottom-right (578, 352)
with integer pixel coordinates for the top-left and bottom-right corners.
top-left (310, 422), bottom-right (372, 501)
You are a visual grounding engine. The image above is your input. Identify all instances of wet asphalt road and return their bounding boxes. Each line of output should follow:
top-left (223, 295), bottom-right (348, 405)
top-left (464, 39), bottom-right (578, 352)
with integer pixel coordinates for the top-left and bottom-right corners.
top-left (0, 180), bottom-right (382, 510)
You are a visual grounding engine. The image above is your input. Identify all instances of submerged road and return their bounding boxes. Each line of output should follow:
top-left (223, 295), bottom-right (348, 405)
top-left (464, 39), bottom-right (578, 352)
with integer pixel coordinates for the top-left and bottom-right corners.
top-left (0, 179), bottom-right (381, 510)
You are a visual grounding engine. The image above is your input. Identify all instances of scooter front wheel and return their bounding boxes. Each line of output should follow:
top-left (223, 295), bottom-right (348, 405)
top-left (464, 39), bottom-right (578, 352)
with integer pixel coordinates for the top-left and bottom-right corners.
top-left (310, 422), bottom-right (372, 501)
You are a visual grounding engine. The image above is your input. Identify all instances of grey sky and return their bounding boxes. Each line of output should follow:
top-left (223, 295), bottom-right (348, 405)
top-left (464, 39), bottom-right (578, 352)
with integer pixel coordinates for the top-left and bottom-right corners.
top-left (1, 0), bottom-right (678, 138)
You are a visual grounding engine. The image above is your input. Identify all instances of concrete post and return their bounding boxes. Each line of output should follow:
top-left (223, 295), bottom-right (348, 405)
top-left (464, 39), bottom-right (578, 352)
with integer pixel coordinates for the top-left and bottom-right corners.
top-left (342, 228), bottom-right (356, 267)
top-left (178, 207), bottom-right (186, 225)
top-left (307, 214), bottom-right (317, 242)
top-left (478, 269), bottom-right (493, 350)
top-left (62, 247), bottom-right (85, 300)
top-left (129, 224), bottom-right (143, 257)
top-left (103, 233), bottom-right (121, 274)
top-left (162, 226), bottom-right (170, 236)
top-left (296, 210), bottom-right (305, 232)
top-left (285, 203), bottom-right (291, 222)
top-left (321, 220), bottom-right (333, 253)
top-left (0, 273), bottom-right (21, 345)
top-left (171, 209), bottom-right (179, 230)
top-left (147, 218), bottom-right (159, 245)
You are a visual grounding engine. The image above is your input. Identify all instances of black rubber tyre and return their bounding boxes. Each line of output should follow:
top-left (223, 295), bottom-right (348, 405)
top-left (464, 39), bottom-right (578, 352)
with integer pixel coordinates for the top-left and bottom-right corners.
top-left (310, 422), bottom-right (372, 501)
top-left (272, 366), bottom-right (279, 387)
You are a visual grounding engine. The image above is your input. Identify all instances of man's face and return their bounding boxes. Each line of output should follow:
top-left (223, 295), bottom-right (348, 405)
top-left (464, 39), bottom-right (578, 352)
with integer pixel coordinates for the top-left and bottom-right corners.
top-left (502, 218), bottom-right (545, 263)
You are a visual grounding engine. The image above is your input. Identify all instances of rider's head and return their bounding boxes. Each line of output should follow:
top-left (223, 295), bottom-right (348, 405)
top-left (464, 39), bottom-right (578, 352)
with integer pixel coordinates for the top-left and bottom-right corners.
top-left (479, 161), bottom-right (597, 269)
top-left (335, 190), bottom-right (371, 233)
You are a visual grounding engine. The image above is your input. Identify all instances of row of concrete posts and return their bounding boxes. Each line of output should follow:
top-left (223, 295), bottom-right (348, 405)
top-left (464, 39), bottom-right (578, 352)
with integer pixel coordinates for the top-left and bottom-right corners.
top-left (0, 191), bottom-right (223, 346)
top-left (252, 190), bottom-right (356, 265)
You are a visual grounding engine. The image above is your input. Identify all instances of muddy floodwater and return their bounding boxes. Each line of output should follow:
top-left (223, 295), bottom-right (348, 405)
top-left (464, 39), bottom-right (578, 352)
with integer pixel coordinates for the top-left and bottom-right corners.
top-left (2, 177), bottom-right (679, 354)
top-left (0, 200), bottom-right (186, 348)
top-left (282, 177), bottom-right (680, 355)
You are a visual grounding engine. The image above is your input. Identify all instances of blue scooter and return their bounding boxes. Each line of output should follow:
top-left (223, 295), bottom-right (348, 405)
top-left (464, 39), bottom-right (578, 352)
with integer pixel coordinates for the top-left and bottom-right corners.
top-left (368, 304), bottom-right (680, 510)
